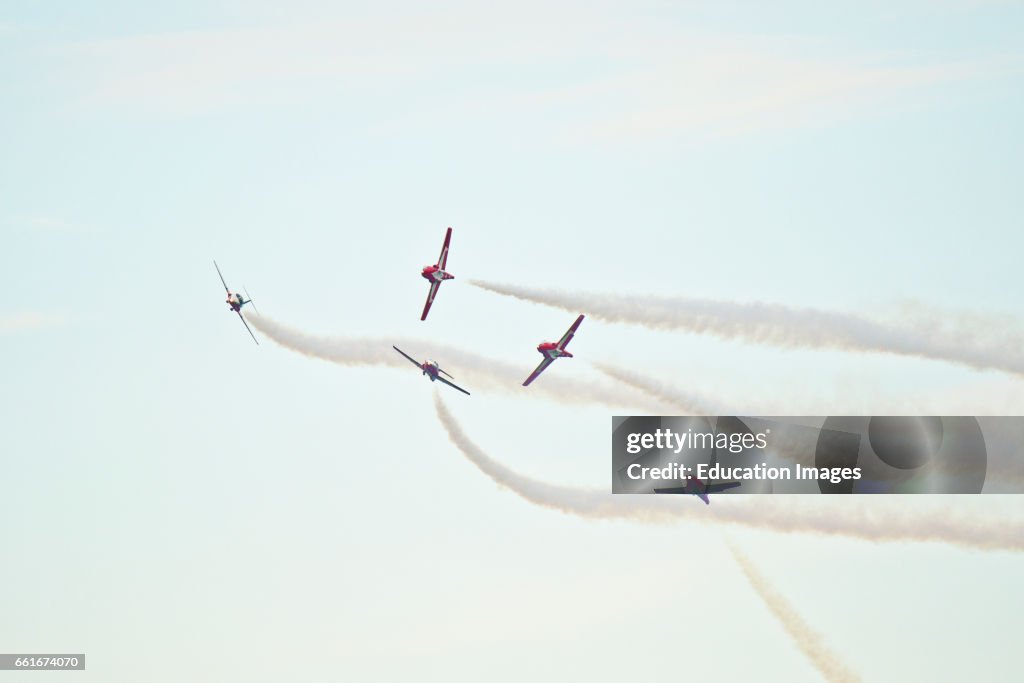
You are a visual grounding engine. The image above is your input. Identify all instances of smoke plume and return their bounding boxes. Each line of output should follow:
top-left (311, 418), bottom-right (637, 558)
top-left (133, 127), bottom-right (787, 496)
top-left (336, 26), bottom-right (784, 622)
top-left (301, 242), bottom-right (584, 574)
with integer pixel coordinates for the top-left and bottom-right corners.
top-left (729, 544), bottom-right (861, 683)
top-left (593, 362), bottom-right (728, 415)
top-left (470, 280), bottom-right (1024, 377)
top-left (435, 394), bottom-right (1024, 551)
top-left (594, 363), bottom-right (1024, 489)
top-left (245, 313), bottom-right (670, 411)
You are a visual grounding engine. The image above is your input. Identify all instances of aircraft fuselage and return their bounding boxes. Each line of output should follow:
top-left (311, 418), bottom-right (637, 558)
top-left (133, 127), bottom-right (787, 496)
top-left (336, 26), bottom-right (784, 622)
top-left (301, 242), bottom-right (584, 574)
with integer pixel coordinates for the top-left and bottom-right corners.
top-left (537, 342), bottom-right (573, 360)
top-left (226, 292), bottom-right (252, 314)
top-left (686, 478), bottom-right (711, 505)
top-left (421, 265), bottom-right (455, 283)
top-left (421, 360), bottom-right (442, 380)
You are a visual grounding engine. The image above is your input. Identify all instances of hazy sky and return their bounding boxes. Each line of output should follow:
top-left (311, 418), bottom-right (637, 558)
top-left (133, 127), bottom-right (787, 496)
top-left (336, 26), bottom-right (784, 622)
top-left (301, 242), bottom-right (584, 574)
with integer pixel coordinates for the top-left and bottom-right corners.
top-left (2, 2), bottom-right (1023, 681)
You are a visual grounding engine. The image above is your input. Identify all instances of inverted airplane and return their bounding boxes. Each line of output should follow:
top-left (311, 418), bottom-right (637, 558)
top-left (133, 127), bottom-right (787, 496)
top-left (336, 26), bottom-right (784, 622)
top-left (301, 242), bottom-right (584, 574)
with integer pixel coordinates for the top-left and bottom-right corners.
top-left (214, 260), bottom-right (258, 345)
top-left (420, 226), bottom-right (454, 321)
top-left (653, 477), bottom-right (742, 505)
top-left (392, 345), bottom-right (470, 395)
top-left (522, 314), bottom-right (585, 386)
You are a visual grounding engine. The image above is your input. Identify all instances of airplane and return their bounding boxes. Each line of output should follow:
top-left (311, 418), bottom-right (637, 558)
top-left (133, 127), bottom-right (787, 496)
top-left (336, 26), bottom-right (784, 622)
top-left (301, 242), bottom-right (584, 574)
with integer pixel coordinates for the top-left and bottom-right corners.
top-left (392, 345), bottom-right (470, 395)
top-left (214, 260), bottom-right (259, 345)
top-left (420, 226), bottom-right (454, 321)
top-left (522, 314), bottom-right (585, 386)
top-left (653, 477), bottom-right (742, 505)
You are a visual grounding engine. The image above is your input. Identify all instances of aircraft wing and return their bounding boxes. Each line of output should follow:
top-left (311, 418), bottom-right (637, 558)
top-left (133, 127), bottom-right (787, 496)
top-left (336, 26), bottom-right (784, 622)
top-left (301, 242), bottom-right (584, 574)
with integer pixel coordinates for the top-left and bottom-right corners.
top-left (236, 310), bottom-right (259, 345)
top-left (214, 260), bottom-right (230, 293)
top-left (556, 314), bottom-right (585, 350)
top-left (652, 486), bottom-right (690, 494)
top-left (653, 481), bottom-right (742, 495)
top-left (421, 280), bottom-right (442, 321)
top-left (437, 375), bottom-right (471, 396)
top-left (522, 356), bottom-right (555, 386)
top-left (704, 481), bottom-right (743, 494)
top-left (437, 226), bottom-right (452, 270)
top-left (392, 345), bottom-right (423, 369)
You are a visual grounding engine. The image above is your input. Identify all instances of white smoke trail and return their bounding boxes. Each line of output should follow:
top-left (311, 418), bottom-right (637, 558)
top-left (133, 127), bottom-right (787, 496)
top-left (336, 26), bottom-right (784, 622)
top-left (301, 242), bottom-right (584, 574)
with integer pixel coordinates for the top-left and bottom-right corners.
top-left (592, 364), bottom-right (855, 468)
top-left (595, 363), bottom-right (1024, 490)
top-left (470, 280), bottom-right (1024, 377)
top-left (435, 394), bottom-right (1024, 551)
top-left (593, 362), bottom-right (891, 416)
top-left (728, 544), bottom-right (861, 683)
top-left (245, 313), bottom-right (671, 411)
top-left (593, 362), bottom-right (728, 415)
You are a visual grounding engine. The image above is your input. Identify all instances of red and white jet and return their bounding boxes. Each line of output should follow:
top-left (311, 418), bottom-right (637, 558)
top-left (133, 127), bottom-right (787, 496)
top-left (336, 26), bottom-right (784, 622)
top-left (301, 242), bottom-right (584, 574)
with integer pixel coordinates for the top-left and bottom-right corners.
top-left (522, 314), bottom-right (585, 386)
top-left (420, 227), bottom-right (454, 321)
top-left (392, 346), bottom-right (471, 395)
top-left (214, 260), bottom-right (258, 345)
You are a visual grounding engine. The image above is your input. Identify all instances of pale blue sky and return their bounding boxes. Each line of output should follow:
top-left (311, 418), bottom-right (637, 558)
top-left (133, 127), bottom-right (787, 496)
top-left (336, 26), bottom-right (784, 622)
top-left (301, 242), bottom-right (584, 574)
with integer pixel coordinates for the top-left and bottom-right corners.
top-left (2, 2), bottom-right (1024, 681)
